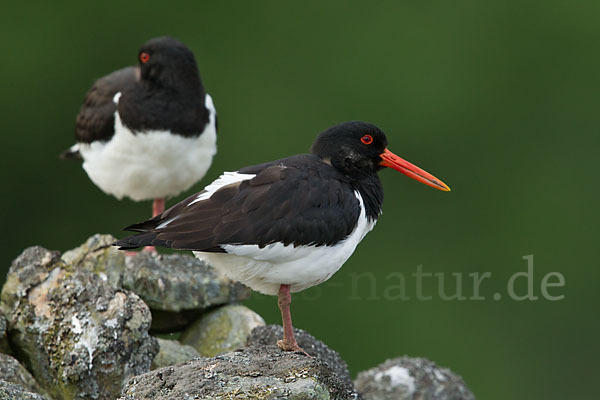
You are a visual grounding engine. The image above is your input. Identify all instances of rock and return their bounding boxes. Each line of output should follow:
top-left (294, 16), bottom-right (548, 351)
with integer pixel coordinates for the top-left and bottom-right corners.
top-left (119, 345), bottom-right (360, 400)
top-left (151, 338), bottom-right (201, 370)
top-left (1, 246), bottom-right (159, 400)
top-left (354, 357), bottom-right (475, 400)
top-left (248, 324), bottom-right (353, 389)
top-left (63, 234), bottom-right (252, 332)
top-left (0, 312), bottom-right (9, 354)
top-left (0, 354), bottom-right (47, 397)
top-left (180, 304), bottom-right (264, 357)
top-left (61, 234), bottom-right (126, 288)
top-left (0, 381), bottom-right (48, 400)
top-left (122, 251), bottom-right (251, 312)
top-left (1, 246), bottom-right (62, 312)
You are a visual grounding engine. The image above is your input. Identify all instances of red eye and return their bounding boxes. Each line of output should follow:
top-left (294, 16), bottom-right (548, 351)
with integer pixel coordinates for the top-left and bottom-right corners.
top-left (140, 52), bottom-right (150, 63)
top-left (361, 134), bottom-right (373, 145)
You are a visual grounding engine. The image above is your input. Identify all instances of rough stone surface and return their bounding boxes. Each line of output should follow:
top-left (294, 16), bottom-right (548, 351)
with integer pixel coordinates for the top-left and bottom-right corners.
top-left (0, 312), bottom-right (9, 354)
top-left (119, 345), bottom-right (360, 400)
top-left (0, 381), bottom-right (48, 400)
top-left (1, 245), bottom-right (159, 400)
top-left (248, 324), bottom-right (353, 389)
top-left (62, 234), bottom-right (252, 332)
top-left (180, 304), bottom-right (265, 357)
top-left (0, 354), bottom-right (47, 397)
top-left (151, 338), bottom-right (201, 370)
top-left (354, 357), bottom-right (475, 400)
top-left (61, 234), bottom-right (126, 288)
top-left (122, 251), bottom-right (251, 312)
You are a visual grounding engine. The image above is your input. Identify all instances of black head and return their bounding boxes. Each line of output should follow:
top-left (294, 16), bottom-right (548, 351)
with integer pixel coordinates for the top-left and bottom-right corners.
top-left (311, 121), bottom-right (388, 179)
top-left (137, 36), bottom-right (203, 92)
top-left (311, 121), bottom-right (451, 190)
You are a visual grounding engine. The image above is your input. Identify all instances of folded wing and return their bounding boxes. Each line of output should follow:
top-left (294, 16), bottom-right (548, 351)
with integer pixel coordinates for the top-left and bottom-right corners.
top-left (115, 156), bottom-right (361, 252)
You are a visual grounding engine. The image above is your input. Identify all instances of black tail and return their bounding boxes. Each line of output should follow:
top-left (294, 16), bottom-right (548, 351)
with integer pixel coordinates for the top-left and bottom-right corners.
top-left (123, 215), bottom-right (163, 232)
top-left (113, 231), bottom-right (172, 250)
top-left (113, 191), bottom-right (202, 250)
top-left (113, 215), bottom-right (172, 250)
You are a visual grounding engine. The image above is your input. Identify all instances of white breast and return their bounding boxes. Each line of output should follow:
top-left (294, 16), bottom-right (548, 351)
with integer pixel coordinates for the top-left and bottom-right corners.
top-left (194, 191), bottom-right (376, 296)
top-left (78, 94), bottom-right (218, 201)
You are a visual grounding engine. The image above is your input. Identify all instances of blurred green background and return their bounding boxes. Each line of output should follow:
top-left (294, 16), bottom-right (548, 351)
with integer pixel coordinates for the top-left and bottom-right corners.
top-left (1, 1), bottom-right (598, 398)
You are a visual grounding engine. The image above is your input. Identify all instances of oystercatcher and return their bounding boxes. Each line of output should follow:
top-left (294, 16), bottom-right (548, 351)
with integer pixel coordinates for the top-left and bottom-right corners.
top-left (115, 121), bottom-right (450, 353)
top-left (61, 36), bottom-right (217, 218)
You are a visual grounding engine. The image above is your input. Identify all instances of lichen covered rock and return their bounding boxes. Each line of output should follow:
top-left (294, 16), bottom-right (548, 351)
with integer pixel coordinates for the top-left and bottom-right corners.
top-left (0, 381), bottom-right (48, 400)
top-left (1, 246), bottom-right (159, 400)
top-left (0, 354), bottom-right (47, 397)
top-left (354, 357), bottom-right (474, 400)
top-left (0, 312), bottom-right (9, 354)
top-left (180, 304), bottom-right (264, 356)
top-left (119, 345), bottom-right (360, 400)
top-left (61, 234), bottom-right (126, 288)
top-left (248, 324), bottom-right (354, 389)
top-left (62, 234), bottom-right (252, 332)
top-left (122, 251), bottom-right (251, 312)
top-left (151, 338), bottom-right (201, 370)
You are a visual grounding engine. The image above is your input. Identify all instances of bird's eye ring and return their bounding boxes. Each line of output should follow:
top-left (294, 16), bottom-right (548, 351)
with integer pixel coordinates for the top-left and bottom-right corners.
top-left (361, 135), bottom-right (373, 145)
top-left (140, 52), bottom-right (150, 64)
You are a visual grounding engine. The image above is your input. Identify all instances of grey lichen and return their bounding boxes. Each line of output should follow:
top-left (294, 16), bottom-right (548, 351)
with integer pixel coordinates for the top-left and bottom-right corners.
top-left (0, 380), bottom-right (48, 400)
top-left (0, 312), bottom-right (9, 354)
top-left (354, 357), bottom-right (475, 400)
top-left (122, 251), bottom-right (251, 313)
top-left (248, 325), bottom-right (353, 390)
top-left (0, 354), bottom-right (48, 397)
top-left (62, 234), bottom-right (252, 332)
top-left (61, 233), bottom-right (126, 288)
top-left (2, 245), bottom-right (159, 400)
top-left (119, 345), bottom-right (359, 400)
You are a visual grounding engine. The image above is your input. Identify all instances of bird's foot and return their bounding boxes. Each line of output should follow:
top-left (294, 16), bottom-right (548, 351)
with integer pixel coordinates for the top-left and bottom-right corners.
top-left (277, 339), bottom-right (311, 357)
top-left (142, 246), bottom-right (157, 253)
top-left (124, 246), bottom-right (156, 256)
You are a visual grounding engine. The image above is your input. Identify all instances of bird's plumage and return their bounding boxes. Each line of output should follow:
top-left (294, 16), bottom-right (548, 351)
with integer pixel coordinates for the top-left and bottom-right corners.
top-left (117, 154), bottom-right (381, 251)
top-left (62, 36), bottom-right (217, 202)
top-left (74, 67), bottom-right (137, 145)
top-left (114, 122), bottom-right (391, 294)
top-left (114, 121), bottom-right (450, 298)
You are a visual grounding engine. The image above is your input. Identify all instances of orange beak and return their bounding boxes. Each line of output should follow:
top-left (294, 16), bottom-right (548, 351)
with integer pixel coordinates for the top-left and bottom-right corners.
top-left (380, 148), bottom-right (451, 191)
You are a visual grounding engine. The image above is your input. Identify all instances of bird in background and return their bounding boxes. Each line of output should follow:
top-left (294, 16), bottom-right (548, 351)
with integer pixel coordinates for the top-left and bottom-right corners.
top-left (115, 121), bottom-right (450, 354)
top-left (62, 36), bottom-right (217, 220)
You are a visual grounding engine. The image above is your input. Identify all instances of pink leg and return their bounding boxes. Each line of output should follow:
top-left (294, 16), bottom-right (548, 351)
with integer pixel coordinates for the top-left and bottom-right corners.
top-left (152, 198), bottom-right (165, 217)
top-left (277, 284), bottom-right (309, 356)
top-left (143, 198), bottom-right (165, 253)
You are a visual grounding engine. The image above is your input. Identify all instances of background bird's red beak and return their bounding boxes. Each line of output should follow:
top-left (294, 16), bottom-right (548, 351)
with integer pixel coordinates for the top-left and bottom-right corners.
top-left (380, 148), bottom-right (451, 191)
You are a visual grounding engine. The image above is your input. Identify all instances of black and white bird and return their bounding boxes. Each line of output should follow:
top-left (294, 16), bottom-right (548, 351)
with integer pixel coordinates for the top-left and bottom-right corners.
top-left (115, 121), bottom-right (450, 353)
top-left (62, 36), bottom-right (217, 218)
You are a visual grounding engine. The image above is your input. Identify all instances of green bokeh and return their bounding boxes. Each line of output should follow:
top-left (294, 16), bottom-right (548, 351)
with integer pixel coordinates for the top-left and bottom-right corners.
top-left (1, 1), bottom-right (598, 398)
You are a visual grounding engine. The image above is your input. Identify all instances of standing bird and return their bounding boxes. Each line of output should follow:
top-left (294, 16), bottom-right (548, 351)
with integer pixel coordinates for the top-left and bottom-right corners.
top-left (115, 121), bottom-right (450, 353)
top-left (62, 36), bottom-right (217, 218)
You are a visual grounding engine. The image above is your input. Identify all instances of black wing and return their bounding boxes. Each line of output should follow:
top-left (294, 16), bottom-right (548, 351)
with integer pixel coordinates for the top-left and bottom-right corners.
top-left (115, 155), bottom-right (361, 251)
top-left (74, 66), bottom-right (137, 144)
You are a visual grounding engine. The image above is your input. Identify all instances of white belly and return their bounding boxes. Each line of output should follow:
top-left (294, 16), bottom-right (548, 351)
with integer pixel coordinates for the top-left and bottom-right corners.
top-left (194, 191), bottom-right (376, 296)
top-left (78, 95), bottom-right (217, 201)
